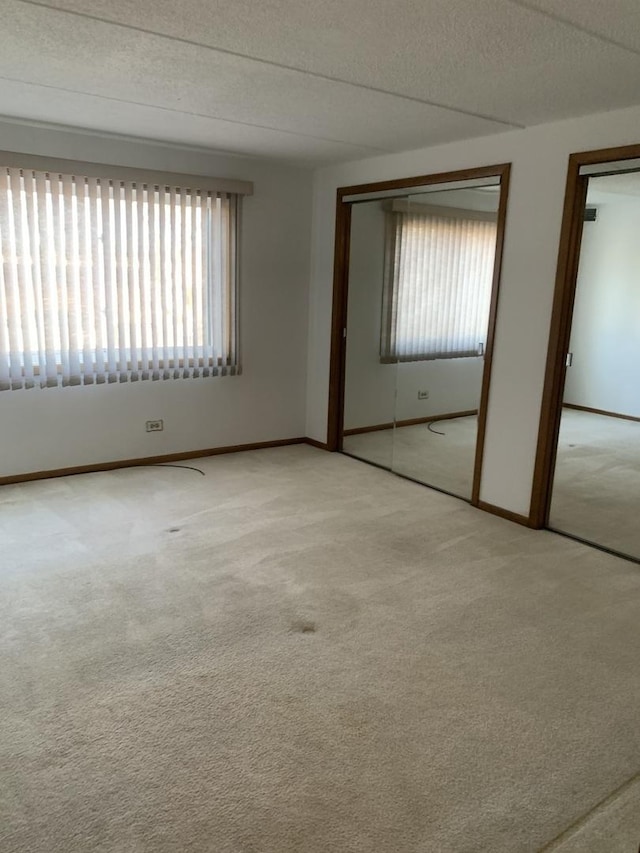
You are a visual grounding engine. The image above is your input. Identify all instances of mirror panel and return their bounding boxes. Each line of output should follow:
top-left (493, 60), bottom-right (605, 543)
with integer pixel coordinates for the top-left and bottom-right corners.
top-left (389, 185), bottom-right (500, 498)
top-left (342, 198), bottom-right (397, 471)
top-left (549, 170), bottom-right (640, 559)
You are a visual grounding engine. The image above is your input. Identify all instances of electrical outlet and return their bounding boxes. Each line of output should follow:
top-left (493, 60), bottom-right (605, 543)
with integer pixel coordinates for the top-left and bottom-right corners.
top-left (146, 419), bottom-right (164, 432)
top-left (417, 390), bottom-right (429, 400)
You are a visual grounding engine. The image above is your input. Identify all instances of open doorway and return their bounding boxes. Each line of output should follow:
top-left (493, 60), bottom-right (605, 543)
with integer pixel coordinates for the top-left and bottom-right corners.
top-left (327, 165), bottom-right (510, 505)
top-left (533, 145), bottom-right (640, 562)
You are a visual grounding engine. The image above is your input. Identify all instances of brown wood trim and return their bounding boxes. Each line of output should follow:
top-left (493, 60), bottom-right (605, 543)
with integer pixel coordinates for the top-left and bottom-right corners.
top-left (344, 422), bottom-right (395, 436)
top-left (342, 421), bottom-right (395, 438)
top-left (0, 437), bottom-right (308, 486)
top-left (337, 163), bottom-right (511, 199)
top-left (343, 409), bottom-right (478, 436)
top-left (327, 195), bottom-right (352, 452)
top-left (530, 161), bottom-right (588, 527)
top-left (386, 199), bottom-right (498, 222)
top-left (471, 163), bottom-right (511, 508)
top-left (565, 142), bottom-right (640, 168)
top-left (476, 500), bottom-right (533, 528)
top-left (530, 141), bottom-right (640, 529)
top-left (563, 403), bottom-right (640, 423)
top-left (328, 162), bottom-right (512, 511)
top-left (305, 437), bottom-right (329, 450)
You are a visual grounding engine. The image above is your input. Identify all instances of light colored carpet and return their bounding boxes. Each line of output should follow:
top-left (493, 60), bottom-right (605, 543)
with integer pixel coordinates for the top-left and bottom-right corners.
top-left (540, 772), bottom-right (640, 853)
top-left (345, 409), bottom-right (640, 560)
top-left (550, 408), bottom-right (640, 559)
top-left (1, 445), bottom-right (640, 853)
top-left (343, 415), bottom-right (478, 499)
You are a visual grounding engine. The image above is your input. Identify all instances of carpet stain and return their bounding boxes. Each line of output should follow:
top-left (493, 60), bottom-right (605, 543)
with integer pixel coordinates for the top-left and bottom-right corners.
top-left (290, 619), bottom-right (316, 634)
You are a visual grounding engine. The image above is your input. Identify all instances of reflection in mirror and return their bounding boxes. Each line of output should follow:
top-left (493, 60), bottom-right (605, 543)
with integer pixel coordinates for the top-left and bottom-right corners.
top-left (390, 187), bottom-right (499, 497)
top-left (549, 170), bottom-right (640, 560)
top-left (342, 179), bottom-right (502, 500)
top-left (342, 199), bottom-right (397, 471)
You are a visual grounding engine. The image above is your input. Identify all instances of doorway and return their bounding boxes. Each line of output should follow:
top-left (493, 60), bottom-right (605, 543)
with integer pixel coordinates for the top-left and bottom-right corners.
top-left (533, 144), bottom-right (640, 562)
top-left (328, 165), bottom-right (510, 505)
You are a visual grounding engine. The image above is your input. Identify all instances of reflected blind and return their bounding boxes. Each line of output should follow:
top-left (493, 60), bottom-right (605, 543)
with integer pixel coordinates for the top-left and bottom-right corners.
top-left (0, 166), bottom-right (240, 390)
top-left (381, 211), bottom-right (496, 362)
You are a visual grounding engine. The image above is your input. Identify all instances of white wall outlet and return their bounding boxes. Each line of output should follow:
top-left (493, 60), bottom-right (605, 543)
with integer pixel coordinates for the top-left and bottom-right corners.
top-left (417, 390), bottom-right (429, 400)
top-left (146, 419), bottom-right (164, 432)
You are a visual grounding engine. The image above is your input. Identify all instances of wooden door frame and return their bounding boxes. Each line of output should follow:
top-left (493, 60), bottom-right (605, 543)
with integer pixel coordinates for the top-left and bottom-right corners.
top-left (530, 142), bottom-right (640, 527)
top-left (326, 162), bottom-right (512, 508)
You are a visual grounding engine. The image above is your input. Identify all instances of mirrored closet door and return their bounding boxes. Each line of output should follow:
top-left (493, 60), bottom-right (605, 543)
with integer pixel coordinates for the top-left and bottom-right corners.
top-left (546, 157), bottom-right (640, 561)
top-left (338, 167), bottom-right (509, 503)
top-left (342, 197), bottom-right (397, 472)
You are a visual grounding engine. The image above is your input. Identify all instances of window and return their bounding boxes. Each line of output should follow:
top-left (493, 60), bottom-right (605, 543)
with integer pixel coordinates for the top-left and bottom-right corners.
top-left (380, 206), bottom-right (497, 362)
top-left (0, 164), bottom-right (242, 390)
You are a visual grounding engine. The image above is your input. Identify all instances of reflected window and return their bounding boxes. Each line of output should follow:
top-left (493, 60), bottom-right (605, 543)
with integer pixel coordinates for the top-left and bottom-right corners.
top-left (381, 204), bottom-right (496, 362)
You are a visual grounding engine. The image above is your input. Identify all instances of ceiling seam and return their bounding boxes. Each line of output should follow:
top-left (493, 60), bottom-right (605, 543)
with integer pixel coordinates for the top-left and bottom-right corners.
top-left (0, 74), bottom-right (391, 153)
top-left (0, 113), bottom-right (349, 165)
top-left (14, 0), bottom-right (524, 129)
top-left (507, 0), bottom-right (640, 59)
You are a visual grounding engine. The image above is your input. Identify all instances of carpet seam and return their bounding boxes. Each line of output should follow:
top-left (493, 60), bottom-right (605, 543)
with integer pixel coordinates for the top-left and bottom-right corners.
top-left (534, 769), bottom-right (640, 852)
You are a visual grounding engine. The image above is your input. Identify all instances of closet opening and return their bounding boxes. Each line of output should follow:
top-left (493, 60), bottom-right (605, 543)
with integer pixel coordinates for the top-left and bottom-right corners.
top-left (532, 144), bottom-right (640, 563)
top-left (328, 164), bottom-right (511, 505)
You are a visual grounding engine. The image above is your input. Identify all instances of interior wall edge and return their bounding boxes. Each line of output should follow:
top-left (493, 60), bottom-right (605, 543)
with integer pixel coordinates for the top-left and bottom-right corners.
top-left (562, 403), bottom-right (640, 424)
top-left (304, 437), bottom-right (329, 450)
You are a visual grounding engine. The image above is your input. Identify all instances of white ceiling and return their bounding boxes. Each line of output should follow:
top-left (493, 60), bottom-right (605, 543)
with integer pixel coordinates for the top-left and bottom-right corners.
top-left (2, 0), bottom-right (640, 165)
top-left (588, 172), bottom-right (640, 203)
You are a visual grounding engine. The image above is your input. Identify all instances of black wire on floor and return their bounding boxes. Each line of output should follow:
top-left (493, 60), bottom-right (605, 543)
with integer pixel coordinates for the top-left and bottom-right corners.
top-left (427, 421), bottom-right (446, 436)
top-left (152, 463), bottom-right (206, 476)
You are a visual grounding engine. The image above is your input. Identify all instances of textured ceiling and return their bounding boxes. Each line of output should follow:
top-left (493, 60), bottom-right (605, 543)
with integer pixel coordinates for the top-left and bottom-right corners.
top-left (2, 0), bottom-right (640, 164)
top-left (518, 0), bottom-right (640, 51)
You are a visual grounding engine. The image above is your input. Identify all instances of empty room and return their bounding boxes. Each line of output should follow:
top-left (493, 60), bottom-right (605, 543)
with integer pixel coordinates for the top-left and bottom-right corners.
top-left (1, 2), bottom-right (640, 852)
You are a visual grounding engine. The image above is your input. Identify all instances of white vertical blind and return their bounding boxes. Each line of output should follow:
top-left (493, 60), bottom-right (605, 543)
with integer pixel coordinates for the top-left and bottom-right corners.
top-left (0, 166), bottom-right (240, 390)
top-left (381, 211), bottom-right (497, 362)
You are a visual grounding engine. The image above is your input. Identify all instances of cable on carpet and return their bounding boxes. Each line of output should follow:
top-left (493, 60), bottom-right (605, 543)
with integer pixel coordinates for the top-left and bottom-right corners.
top-left (152, 463), bottom-right (206, 476)
top-left (427, 421), bottom-right (446, 436)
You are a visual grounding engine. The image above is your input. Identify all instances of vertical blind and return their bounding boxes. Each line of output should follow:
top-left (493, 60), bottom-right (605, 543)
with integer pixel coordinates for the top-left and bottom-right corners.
top-left (0, 166), bottom-right (240, 390)
top-left (381, 210), bottom-right (497, 362)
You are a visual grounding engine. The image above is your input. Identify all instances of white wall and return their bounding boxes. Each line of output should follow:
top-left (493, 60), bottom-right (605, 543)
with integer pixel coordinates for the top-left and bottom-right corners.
top-left (306, 104), bottom-right (640, 516)
top-left (0, 121), bottom-right (312, 477)
top-left (565, 199), bottom-right (640, 418)
top-left (344, 200), bottom-right (483, 431)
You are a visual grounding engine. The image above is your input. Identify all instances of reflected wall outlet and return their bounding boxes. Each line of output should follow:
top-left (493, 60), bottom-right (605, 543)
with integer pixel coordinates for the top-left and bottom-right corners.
top-left (417, 390), bottom-right (429, 400)
top-left (146, 419), bottom-right (164, 432)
